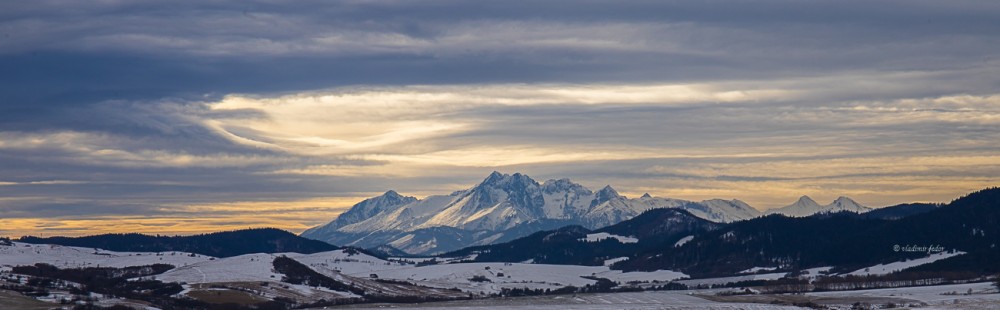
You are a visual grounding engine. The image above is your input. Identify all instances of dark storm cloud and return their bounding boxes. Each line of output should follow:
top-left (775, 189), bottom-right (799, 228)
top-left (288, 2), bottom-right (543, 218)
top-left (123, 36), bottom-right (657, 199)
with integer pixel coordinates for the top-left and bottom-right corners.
top-left (4, 0), bottom-right (999, 110)
top-left (1, 1), bottom-right (999, 233)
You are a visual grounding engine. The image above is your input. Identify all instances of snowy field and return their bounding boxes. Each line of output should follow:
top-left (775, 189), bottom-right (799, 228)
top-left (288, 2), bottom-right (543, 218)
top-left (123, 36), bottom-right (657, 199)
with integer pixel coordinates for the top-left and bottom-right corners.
top-left (808, 282), bottom-right (1000, 309)
top-left (329, 290), bottom-right (804, 309)
top-left (156, 253), bottom-right (286, 283)
top-left (5, 242), bottom-right (997, 310)
top-left (359, 261), bottom-right (687, 294)
top-left (331, 283), bottom-right (1000, 310)
top-left (846, 251), bottom-right (965, 276)
top-left (0, 242), bottom-right (211, 268)
top-left (0, 243), bottom-right (688, 297)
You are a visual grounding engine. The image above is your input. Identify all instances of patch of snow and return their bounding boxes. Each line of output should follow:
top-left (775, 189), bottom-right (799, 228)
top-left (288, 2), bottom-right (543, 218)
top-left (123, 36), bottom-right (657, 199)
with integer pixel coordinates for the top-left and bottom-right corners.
top-left (353, 261), bottom-right (686, 295)
top-left (674, 235), bottom-right (694, 247)
top-left (580, 232), bottom-right (638, 244)
top-left (294, 249), bottom-right (405, 275)
top-left (677, 272), bottom-right (788, 287)
top-left (797, 266), bottom-right (833, 279)
top-left (808, 282), bottom-right (1000, 308)
top-left (599, 270), bottom-right (689, 283)
top-left (364, 262), bottom-right (607, 293)
top-left (738, 267), bottom-right (778, 274)
top-left (847, 251), bottom-right (965, 276)
top-left (603, 257), bottom-right (629, 266)
top-left (0, 242), bottom-right (211, 269)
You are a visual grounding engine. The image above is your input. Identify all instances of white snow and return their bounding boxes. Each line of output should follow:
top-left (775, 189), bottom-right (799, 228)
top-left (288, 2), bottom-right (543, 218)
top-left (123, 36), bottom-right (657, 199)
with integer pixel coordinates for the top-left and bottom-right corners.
top-left (603, 257), bottom-right (629, 266)
top-left (354, 261), bottom-right (687, 294)
top-left (846, 251), bottom-right (966, 276)
top-left (11, 241), bottom-right (996, 310)
top-left (738, 267), bottom-right (778, 274)
top-left (294, 249), bottom-right (406, 275)
top-left (0, 242), bottom-right (211, 269)
top-left (692, 199), bottom-right (763, 223)
top-left (599, 269), bottom-right (688, 283)
top-left (342, 282), bottom-right (1000, 310)
top-left (305, 172), bottom-right (767, 255)
top-left (9, 245), bottom-right (691, 296)
top-left (797, 266), bottom-right (833, 279)
top-left (581, 233), bottom-right (638, 244)
top-left (339, 290), bottom-right (805, 309)
top-left (808, 282), bottom-right (1000, 308)
top-left (677, 272), bottom-right (788, 287)
top-left (156, 253), bottom-right (285, 284)
top-left (366, 262), bottom-right (606, 293)
top-left (674, 235), bottom-right (694, 247)
top-left (765, 195), bottom-right (872, 217)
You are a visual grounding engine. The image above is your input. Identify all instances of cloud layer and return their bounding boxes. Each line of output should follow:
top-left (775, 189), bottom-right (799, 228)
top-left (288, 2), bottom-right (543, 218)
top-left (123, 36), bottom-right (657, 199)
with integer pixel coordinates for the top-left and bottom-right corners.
top-left (1, 1), bottom-right (999, 236)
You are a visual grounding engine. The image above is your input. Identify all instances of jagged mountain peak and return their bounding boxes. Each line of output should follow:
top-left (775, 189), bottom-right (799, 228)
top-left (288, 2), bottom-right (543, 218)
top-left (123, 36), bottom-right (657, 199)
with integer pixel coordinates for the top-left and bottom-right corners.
top-left (371, 190), bottom-right (416, 204)
top-left (476, 171), bottom-right (540, 189)
top-left (484, 170), bottom-right (504, 182)
top-left (641, 193), bottom-right (652, 199)
top-left (596, 185), bottom-right (621, 199)
top-left (542, 177), bottom-right (578, 188)
top-left (305, 172), bottom-right (773, 255)
top-left (541, 178), bottom-right (592, 196)
top-left (299, 189), bottom-right (418, 240)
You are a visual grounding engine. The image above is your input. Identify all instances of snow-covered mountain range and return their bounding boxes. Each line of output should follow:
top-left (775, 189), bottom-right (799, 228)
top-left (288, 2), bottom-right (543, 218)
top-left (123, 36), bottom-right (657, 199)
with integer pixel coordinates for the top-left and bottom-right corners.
top-left (302, 172), bottom-right (756, 254)
top-left (301, 172), bottom-right (872, 255)
top-left (764, 195), bottom-right (871, 217)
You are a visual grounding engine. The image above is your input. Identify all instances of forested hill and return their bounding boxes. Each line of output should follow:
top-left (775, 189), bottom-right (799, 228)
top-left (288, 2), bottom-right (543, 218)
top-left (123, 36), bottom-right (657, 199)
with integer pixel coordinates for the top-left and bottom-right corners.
top-left (617, 187), bottom-right (1000, 277)
top-left (17, 228), bottom-right (338, 258)
top-left (443, 208), bottom-right (719, 266)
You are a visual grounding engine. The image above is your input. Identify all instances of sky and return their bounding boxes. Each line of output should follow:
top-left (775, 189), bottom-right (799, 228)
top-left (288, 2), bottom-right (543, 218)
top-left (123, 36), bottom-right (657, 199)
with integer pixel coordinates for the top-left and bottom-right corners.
top-left (2, 0), bottom-right (999, 237)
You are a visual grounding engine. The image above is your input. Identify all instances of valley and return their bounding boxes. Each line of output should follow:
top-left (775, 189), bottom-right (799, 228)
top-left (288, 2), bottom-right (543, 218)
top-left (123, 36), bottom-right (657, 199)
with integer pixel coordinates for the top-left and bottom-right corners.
top-left (2, 180), bottom-right (999, 309)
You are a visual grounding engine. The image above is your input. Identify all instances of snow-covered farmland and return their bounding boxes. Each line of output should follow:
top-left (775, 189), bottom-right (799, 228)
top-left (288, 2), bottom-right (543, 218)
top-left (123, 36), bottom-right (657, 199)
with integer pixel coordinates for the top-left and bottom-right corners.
top-left (0, 242), bottom-right (210, 269)
top-left (808, 281), bottom-right (1000, 309)
top-left (294, 249), bottom-right (405, 274)
top-left (340, 290), bottom-right (806, 309)
top-left (338, 282), bottom-right (1000, 309)
top-left (156, 253), bottom-right (286, 284)
top-left (356, 261), bottom-right (688, 294)
top-left (847, 251), bottom-right (965, 276)
top-left (1, 243), bottom-right (688, 297)
top-left (3, 241), bottom-right (998, 309)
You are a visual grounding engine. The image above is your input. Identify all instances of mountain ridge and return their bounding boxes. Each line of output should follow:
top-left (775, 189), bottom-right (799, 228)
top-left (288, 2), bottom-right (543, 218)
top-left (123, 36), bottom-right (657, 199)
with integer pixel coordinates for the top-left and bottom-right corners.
top-left (302, 172), bottom-right (874, 255)
top-left (764, 195), bottom-right (871, 217)
top-left (17, 228), bottom-right (338, 258)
